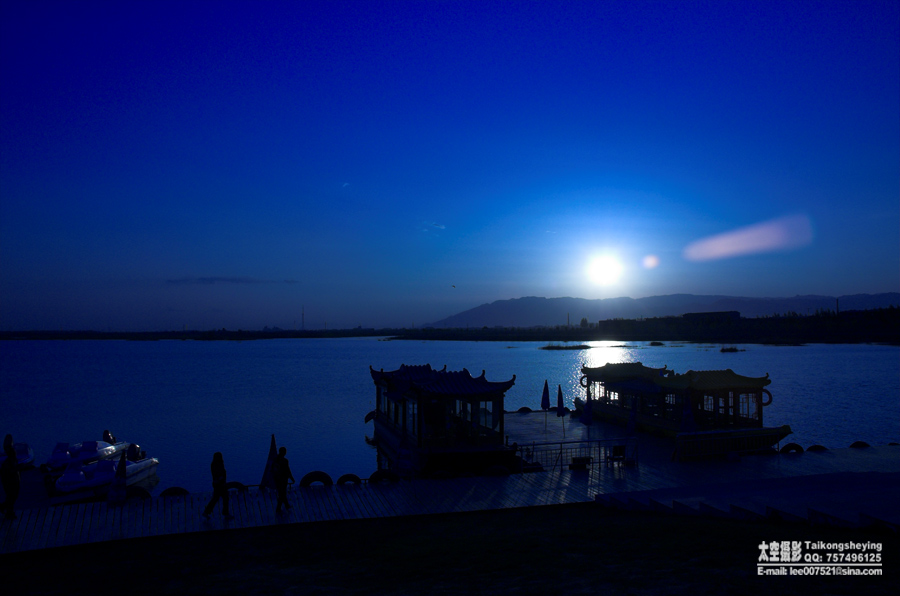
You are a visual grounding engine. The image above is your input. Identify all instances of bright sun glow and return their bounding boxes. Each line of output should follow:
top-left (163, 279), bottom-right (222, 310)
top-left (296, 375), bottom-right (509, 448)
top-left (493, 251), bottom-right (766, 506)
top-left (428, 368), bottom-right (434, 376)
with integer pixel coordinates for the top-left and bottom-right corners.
top-left (586, 256), bottom-right (623, 285)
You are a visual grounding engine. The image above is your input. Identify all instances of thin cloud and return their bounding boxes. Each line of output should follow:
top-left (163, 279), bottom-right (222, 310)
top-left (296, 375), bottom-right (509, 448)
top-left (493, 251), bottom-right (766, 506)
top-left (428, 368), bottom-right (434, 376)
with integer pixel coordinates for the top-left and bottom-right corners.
top-left (419, 221), bottom-right (447, 233)
top-left (683, 214), bottom-right (813, 262)
top-left (167, 277), bottom-right (270, 285)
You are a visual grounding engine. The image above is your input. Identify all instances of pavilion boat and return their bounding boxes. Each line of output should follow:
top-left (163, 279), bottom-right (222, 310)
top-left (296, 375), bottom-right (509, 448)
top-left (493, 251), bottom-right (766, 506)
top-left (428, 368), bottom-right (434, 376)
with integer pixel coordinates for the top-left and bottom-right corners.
top-left (577, 362), bottom-right (792, 460)
top-left (367, 364), bottom-right (520, 477)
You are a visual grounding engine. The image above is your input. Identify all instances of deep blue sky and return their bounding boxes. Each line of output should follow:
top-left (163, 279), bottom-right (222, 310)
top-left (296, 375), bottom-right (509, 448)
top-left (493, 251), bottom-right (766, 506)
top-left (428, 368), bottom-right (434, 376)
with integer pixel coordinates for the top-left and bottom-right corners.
top-left (2, 1), bottom-right (898, 330)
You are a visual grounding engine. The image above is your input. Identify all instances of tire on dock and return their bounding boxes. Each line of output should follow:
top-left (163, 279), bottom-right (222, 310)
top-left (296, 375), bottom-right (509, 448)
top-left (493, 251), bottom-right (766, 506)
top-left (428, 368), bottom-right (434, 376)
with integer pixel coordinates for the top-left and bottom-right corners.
top-left (849, 441), bottom-right (870, 448)
top-left (159, 486), bottom-right (190, 498)
top-left (516, 406), bottom-right (532, 413)
top-left (300, 471), bottom-right (334, 487)
top-left (368, 469), bottom-right (400, 484)
top-left (780, 443), bottom-right (804, 454)
top-left (336, 473), bottom-right (361, 485)
top-left (806, 444), bottom-right (828, 452)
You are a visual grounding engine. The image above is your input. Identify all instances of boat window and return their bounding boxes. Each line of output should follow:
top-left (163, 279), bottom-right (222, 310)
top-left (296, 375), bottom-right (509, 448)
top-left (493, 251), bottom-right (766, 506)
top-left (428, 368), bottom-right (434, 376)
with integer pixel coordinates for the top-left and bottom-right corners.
top-left (384, 398), bottom-right (401, 427)
top-left (478, 400), bottom-right (499, 432)
top-left (406, 401), bottom-right (417, 438)
top-left (739, 393), bottom-right (758, 421)
top-left (462, 400), bottom-right (470, 421)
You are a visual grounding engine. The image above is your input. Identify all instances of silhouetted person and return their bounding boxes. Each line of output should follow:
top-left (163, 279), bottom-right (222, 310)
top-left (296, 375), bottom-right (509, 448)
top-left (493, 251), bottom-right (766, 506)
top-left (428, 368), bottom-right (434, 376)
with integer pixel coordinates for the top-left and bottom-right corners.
top-left (202, 452), bottom-right (232, 518)
top-left (273, 446), bottom-right (294, 513)
top-left (103, 429), bottom-right (116, 444)
top-left (1, 434), bottom-right (21, 519)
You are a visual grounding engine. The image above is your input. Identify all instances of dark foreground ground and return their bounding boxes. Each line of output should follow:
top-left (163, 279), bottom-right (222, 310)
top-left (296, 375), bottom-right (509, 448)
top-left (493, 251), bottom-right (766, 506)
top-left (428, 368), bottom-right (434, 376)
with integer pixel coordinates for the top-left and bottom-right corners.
top-left (3, 503), bottom-right (897, 595)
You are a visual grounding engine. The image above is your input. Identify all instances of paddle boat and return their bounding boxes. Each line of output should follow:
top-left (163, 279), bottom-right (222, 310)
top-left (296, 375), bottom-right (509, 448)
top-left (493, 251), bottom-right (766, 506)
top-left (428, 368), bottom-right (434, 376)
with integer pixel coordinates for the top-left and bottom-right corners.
top-left (54, 444), bottom-right (159, 495)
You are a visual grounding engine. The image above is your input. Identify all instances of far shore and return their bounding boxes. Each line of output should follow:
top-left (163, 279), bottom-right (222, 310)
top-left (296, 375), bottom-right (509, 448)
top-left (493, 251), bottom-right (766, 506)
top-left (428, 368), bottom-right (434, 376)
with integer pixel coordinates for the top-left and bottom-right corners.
top-left (2, 307), bottom-right (898, 346)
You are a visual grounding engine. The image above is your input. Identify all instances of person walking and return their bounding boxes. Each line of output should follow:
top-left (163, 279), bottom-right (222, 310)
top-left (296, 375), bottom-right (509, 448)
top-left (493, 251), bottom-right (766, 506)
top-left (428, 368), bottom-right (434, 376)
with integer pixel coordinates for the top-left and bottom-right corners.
top-left (202, 452), bottom-right (232, 518)
top-left (273, 446), bottom-right (295, 514)
top-left (1, 434), bottom-right (21, 520)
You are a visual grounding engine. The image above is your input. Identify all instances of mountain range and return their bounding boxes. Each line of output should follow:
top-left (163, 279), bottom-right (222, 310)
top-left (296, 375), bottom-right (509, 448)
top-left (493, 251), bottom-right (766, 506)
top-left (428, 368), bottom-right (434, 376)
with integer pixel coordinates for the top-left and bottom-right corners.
top-left (428, 293), bottom-right (900, 328)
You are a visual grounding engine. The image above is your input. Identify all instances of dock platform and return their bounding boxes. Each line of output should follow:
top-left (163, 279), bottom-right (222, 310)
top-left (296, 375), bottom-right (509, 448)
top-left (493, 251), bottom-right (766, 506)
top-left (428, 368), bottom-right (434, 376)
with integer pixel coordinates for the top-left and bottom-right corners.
top-left (2, 413), bottom-right (898, 554)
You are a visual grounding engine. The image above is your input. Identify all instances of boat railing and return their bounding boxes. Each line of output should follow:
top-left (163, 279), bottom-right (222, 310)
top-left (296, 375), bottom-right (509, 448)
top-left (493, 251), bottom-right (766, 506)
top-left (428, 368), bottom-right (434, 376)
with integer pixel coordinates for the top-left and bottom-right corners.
top-left (520, 437), bottom-right (638, 470)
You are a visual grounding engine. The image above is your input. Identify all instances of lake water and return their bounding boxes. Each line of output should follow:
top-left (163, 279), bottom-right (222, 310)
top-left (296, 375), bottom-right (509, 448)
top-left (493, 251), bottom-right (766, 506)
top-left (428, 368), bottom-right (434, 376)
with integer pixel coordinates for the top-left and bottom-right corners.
top-left (1, 338), bottom-right (897, 494)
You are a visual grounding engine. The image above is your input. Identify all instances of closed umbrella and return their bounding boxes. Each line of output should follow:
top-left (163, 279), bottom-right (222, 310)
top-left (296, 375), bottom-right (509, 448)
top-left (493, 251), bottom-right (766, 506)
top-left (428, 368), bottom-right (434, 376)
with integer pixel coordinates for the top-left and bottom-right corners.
top-left (541, 380), bottom-right (550, 431)
top-left (557, 384), bottom-right (566, 438)
top-left (259, 434), bottom-right (277, 491)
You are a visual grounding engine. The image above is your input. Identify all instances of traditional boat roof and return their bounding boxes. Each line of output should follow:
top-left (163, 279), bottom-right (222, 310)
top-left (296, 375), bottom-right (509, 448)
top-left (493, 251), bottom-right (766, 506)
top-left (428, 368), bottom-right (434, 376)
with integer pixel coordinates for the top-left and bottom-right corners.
top-left (679, 369), bottom-right (771, 390)
top-left (582, 363), bottom-right (770, 391)
top-left (581, 362), bottom-right (669, 381)
top-left (370, 364), bottom-right (516, 398)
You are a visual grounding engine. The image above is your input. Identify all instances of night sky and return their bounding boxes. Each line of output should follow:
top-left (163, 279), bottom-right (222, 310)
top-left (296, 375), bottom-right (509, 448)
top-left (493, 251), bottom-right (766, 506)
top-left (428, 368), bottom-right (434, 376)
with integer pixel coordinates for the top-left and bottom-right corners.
top-left (2, 1), bottom-right (897, 331)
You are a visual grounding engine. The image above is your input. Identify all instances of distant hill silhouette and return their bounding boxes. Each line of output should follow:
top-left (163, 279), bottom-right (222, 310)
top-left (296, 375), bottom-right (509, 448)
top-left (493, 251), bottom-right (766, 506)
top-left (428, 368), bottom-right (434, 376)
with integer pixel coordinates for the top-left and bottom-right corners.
top-left (428, 293), bottom-right (900, 328)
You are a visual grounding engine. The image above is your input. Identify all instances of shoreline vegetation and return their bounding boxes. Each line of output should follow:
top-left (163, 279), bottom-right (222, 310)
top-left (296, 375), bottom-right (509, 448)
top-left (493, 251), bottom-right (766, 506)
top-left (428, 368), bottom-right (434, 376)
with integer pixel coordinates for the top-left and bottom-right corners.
top-left (2, 307), bottom-right (898, 344)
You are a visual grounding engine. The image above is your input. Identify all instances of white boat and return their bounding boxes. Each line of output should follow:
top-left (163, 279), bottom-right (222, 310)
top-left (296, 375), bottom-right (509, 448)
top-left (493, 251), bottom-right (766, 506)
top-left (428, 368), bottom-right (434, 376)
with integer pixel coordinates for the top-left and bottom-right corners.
top-left (55, 450), bottom-right (159, 495)
top-left (44, 439), bottom-right (129, 471)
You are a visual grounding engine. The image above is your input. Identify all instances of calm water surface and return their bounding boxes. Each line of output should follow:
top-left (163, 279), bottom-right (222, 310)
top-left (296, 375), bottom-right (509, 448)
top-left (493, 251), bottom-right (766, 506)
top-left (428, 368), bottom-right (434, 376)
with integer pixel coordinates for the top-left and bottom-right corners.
top-left (1, 339), bottom-right (897, 494)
